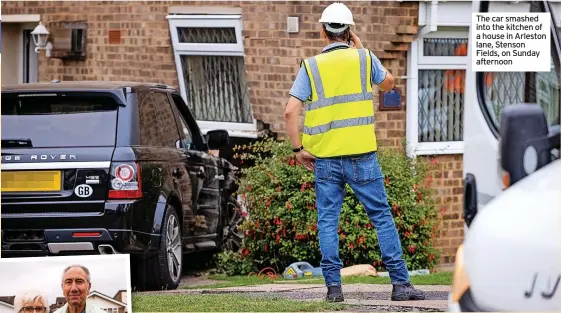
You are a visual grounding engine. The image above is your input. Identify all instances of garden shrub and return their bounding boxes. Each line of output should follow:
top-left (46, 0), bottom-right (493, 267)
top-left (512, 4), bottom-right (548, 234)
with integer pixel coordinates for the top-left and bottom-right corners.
top-left (215, 136), bottom-right (441, 276)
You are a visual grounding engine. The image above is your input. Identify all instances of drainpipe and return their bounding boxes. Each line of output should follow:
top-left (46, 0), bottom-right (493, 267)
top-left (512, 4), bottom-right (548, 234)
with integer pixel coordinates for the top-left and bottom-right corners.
top-left (418, 0), bottom-right (439, 37)
top-left (429, 0), bottom-right (438, 32)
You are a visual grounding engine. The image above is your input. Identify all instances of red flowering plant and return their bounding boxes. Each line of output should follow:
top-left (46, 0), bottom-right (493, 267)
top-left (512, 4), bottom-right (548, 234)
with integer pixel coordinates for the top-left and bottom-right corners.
top-left (214, 136), bottom-right (441, 275)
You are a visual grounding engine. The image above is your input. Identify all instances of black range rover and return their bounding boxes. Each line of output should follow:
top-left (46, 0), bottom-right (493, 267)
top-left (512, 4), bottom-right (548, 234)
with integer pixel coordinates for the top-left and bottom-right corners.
top-left (1, 81), bottom-right (244, 291)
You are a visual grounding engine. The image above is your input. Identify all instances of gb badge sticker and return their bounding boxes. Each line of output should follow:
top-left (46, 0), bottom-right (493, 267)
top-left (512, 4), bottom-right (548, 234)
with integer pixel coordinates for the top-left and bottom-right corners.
top-left (74, 184), bottom-right (93, 198)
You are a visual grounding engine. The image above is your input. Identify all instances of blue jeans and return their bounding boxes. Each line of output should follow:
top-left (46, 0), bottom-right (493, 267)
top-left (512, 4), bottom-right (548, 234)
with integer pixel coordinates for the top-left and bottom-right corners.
top-left (314, 151), bottom-right (410, 286)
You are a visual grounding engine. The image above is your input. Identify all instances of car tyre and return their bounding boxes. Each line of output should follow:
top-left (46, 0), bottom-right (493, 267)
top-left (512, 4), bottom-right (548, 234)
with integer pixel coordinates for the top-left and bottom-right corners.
top-left (136, 204), bottom-right (183, 291)
top-left (220, 196), bottom-right (245, 252)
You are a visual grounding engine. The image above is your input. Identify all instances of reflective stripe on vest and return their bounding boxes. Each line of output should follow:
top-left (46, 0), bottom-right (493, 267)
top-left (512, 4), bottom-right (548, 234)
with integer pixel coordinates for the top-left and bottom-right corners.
top-left (302, 48), bottom-right (378, 158)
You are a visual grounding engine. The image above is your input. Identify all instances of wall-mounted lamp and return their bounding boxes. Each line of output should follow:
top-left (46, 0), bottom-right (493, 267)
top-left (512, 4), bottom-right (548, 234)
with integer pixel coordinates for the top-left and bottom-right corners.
top-left (31, 22), bottom-right (53, 57)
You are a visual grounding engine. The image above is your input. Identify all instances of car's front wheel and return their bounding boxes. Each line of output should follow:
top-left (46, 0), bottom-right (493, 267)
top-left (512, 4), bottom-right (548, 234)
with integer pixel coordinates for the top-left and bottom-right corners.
top-left (221, 196), bottom-right (245, 252)
top-left (135, 204), bottom-right (183, 291)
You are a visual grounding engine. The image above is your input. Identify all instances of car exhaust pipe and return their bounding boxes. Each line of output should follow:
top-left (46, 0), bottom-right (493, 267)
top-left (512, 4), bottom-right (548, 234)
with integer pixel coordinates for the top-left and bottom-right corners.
top-left (98, 244), bottom-right (117, 255)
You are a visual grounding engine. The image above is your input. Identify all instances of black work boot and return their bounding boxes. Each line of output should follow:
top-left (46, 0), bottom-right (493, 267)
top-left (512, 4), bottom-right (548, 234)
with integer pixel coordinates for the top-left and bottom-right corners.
top-left (391, 283), bottom-right (426, 301)
top-left (326, 285), bottom-right (344, 302)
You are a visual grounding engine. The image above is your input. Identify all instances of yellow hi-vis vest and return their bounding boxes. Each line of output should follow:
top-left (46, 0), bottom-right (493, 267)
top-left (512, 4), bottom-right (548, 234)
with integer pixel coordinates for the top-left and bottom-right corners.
top-left (301, 48), bottom-right (377, 158)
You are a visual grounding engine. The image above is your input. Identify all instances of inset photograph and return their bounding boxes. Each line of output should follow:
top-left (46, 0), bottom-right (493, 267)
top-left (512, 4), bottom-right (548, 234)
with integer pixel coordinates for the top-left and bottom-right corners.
top-left (0, 254), bottom-right (131, 313)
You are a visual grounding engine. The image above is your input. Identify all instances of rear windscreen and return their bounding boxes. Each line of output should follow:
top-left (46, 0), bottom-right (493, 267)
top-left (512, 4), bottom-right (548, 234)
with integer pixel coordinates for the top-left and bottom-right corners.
top-left (2, 93), bottom-right (120, 148)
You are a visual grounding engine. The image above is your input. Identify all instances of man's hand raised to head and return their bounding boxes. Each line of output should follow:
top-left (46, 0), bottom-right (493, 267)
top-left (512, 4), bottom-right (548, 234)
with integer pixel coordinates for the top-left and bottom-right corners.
top-left (350, 31), bottom-right (363, 49)
top-left (295, 149), bottom-right (315, 171)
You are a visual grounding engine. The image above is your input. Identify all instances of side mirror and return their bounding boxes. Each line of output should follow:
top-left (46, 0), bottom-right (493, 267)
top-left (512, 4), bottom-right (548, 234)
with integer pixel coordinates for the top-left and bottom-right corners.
top-left (499, 104), bottom-right (559, 186)
top-left (207, 130), bottom-right (230, 150)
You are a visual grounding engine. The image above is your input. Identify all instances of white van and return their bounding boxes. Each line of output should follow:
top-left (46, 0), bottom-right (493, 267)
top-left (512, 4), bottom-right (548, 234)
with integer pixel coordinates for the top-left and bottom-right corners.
top-left (448, 0), bottom-right (561, 311)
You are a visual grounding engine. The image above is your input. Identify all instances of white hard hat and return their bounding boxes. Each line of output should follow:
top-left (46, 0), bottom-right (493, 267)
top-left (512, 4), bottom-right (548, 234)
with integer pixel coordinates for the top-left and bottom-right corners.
top-left (319, 2), bottom-right (355, 33)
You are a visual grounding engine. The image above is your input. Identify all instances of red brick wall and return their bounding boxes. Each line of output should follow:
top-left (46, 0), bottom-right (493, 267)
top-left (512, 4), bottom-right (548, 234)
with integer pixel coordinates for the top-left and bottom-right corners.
top-left (422, 154), bottom-right (464, 264)
top-left (2, 0), bottom-right (464, 265)
top-left (1, 0), bottom-right (417, 136)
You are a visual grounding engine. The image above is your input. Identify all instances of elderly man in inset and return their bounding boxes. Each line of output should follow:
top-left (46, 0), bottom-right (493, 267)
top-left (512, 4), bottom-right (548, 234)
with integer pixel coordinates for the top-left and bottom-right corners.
top-left (54, 265), bottom-right (104, 313)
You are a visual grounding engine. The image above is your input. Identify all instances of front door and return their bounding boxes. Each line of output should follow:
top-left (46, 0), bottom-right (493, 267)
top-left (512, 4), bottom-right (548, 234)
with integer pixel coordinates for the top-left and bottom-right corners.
top-left (22, 27), bottom-right (38, 84)
top-left (0, 22), bottom-right (39, 85)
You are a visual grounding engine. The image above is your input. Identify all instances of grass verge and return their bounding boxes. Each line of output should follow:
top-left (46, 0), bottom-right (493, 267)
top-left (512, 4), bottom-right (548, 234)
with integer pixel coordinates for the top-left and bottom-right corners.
top-left (132, 294), bottom-right (346, 312)
top-left (184, 271), bottom-right (453, 289)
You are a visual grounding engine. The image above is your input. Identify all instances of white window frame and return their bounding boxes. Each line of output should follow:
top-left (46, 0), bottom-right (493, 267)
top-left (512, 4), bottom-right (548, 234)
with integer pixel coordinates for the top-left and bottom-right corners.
top-left (167, 14), bottom-right (258, 132)
top-left (406, 30), bottom-right (469, 156)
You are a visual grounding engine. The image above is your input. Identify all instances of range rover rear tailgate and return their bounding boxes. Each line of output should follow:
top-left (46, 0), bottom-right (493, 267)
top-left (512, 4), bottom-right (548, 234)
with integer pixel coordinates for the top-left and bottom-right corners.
top-left (1, 90), bottom-right (121, 215)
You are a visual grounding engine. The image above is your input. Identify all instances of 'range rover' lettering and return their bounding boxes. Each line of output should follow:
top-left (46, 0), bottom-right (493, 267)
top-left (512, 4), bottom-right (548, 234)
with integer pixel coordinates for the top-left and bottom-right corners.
top-left (2, 154), bottom-right (77, 162)
top-left (30, 154), bottom-right (77, 161)
top-left (2, 156), bottom-right (21, 161)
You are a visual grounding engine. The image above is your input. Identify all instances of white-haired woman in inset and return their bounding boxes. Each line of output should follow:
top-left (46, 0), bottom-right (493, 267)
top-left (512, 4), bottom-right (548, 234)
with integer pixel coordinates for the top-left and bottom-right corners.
top-left (13, 290), bottom-right (50, 313)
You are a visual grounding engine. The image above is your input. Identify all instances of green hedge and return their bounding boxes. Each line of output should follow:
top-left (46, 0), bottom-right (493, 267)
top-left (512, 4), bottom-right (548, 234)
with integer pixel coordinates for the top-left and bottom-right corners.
top-left (215, 137), bottom-right (441, 276)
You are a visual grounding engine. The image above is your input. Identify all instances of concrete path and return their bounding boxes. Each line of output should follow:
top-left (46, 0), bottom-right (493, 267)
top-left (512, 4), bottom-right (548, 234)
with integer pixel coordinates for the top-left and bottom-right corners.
top-left (144, 283), bottom-right (451, 312)
top-left (205, 284), bottom-right (450, 311)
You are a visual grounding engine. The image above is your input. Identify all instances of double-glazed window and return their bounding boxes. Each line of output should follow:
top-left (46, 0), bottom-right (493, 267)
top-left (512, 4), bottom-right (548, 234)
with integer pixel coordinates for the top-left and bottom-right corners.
top-left (407, 30), bottom-right (468, 155)
top-left (168, 14), bottom-right (255, 132)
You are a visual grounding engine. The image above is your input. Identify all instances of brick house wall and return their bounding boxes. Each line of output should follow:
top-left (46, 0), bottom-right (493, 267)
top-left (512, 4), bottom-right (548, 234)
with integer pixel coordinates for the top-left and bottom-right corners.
top-left (1, 0), bottom-right (463, 264)
top-left (425, 154), bottom-right (464, 264)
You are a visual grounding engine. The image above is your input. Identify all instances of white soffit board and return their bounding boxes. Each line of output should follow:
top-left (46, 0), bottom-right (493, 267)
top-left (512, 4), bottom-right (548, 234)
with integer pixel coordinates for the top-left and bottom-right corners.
top-left (1, 14), bottom-right (41, 23)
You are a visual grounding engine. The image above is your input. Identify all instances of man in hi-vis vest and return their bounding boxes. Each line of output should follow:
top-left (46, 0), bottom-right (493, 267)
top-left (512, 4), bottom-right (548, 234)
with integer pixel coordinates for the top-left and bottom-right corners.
top-left (284, 2), bottom-right (426, 302)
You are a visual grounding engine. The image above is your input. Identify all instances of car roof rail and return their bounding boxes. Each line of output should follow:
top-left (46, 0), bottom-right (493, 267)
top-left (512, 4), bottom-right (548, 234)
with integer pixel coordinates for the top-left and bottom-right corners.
top-left (153, 83), bottom-right (175, 90)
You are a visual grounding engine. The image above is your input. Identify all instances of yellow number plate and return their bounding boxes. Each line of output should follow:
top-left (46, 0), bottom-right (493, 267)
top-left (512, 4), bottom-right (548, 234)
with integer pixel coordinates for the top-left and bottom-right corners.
top-left (1, 171), bottom-right (62, 192)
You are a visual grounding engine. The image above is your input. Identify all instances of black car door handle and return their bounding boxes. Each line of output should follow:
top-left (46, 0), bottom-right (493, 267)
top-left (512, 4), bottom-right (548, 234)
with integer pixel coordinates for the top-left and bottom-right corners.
top-left (187, 168), bottom-right (205, 178)
top-left (173, 168), bottom-right (182, 178)
top-left (195, 168), bottom-right (205, 178)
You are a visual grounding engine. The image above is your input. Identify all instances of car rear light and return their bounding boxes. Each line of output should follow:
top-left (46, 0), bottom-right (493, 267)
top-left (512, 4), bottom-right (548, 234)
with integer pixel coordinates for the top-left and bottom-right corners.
top-left (107, 162), bottom-right (142, 199)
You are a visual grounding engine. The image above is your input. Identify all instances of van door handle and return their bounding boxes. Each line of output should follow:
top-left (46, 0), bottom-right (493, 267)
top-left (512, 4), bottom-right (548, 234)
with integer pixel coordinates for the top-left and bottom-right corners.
top-left (463, 173), bottom-right (478, 227)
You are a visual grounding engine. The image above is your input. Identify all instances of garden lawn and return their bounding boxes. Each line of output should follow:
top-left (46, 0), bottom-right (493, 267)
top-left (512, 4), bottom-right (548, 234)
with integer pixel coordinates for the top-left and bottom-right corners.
top-left (132, 294), bottom-right (346, 312)
top-left (184, 271), bottom-right (453, 289)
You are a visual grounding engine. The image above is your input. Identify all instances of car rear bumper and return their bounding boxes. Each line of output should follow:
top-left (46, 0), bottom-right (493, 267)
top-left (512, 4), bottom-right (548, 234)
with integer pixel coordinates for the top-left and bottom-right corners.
top-left (1, 229), bottom-right (160, 257)
top-left (1, 200), bottom-right (161, 258)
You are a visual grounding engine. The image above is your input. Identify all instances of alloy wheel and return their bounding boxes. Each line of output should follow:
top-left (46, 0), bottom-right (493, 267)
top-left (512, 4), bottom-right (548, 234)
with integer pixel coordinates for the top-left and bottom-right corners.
top-left (222, 199), bottom-right (245, 251)
top-left (166, 214), bottom-right (182, 282)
